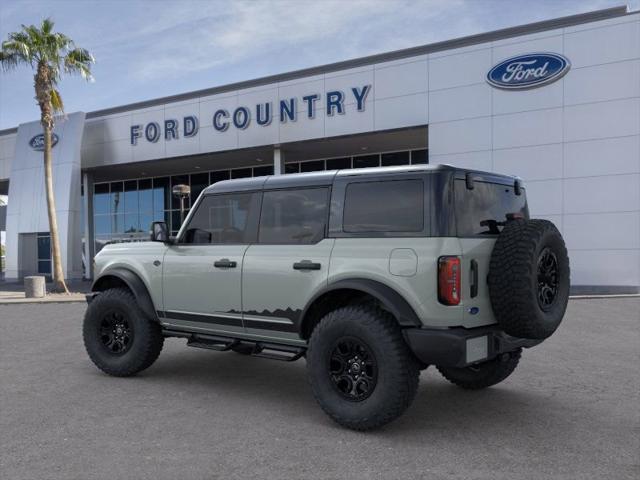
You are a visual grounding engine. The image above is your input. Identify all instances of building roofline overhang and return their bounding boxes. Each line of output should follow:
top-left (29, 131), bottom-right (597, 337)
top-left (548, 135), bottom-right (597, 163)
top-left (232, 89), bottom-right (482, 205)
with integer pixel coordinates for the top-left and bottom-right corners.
top-left (0, 5), bottom-right (631, 136)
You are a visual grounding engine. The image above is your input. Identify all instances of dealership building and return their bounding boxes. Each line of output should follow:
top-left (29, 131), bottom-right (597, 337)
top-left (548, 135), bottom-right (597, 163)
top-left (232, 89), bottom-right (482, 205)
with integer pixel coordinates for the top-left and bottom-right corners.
top-left (0, 5), bottom-right (638, 293)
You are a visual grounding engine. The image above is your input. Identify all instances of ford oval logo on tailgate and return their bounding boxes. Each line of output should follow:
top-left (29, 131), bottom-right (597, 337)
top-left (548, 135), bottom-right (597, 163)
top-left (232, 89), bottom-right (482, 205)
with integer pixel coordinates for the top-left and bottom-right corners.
top-left (29, 133), bottom-right (59, 151)
top-left (487, 53), bottom-right (570, 90)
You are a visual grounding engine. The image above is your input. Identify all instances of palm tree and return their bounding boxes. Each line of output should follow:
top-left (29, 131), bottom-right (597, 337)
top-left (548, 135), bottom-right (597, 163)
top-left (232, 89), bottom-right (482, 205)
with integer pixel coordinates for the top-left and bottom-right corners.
top-left (0, 18), bottom-right (94, 293)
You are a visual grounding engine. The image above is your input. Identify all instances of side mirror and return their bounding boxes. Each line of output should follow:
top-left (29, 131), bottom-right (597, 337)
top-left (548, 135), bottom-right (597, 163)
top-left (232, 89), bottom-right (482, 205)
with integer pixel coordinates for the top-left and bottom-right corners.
top-left (150, 221), bottom-right (170, 243)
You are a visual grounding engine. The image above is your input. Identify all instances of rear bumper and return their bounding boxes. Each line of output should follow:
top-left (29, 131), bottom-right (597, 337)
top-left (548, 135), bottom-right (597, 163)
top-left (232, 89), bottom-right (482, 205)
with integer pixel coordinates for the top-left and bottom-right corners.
top-left (403, 325), bottom-right (542, 368)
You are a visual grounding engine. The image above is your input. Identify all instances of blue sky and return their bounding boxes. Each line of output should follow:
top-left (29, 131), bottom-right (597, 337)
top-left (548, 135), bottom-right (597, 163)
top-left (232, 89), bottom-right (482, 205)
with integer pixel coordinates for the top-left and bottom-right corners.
top-left (0, 0), bottom-right (634, 130)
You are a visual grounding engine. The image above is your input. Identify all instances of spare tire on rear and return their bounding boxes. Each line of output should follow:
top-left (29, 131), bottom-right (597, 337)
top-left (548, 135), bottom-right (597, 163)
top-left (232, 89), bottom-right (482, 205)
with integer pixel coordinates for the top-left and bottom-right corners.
top-left (488, 219), bottom-right (570, 340)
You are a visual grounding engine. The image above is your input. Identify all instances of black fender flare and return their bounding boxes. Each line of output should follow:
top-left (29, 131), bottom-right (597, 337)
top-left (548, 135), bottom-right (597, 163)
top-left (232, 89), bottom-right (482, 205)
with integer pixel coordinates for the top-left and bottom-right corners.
top-left (301, 278), bottom-right (422, 330)
top-left (91, 268), bottom-right (158, 322)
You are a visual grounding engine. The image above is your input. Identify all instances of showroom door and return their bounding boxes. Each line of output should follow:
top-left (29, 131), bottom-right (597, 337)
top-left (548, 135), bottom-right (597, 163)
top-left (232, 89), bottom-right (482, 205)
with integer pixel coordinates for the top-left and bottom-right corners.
top-left (161, 191), bottom-right (261, 335)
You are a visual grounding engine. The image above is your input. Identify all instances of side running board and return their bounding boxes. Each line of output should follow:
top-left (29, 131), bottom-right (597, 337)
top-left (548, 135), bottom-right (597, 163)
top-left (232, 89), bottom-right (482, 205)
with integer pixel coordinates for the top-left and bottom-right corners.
top-left (164, 329), bottom-right (305, 362)
top-left (252, 342), bottom-right (306, 362)
top-left (187, 335), bottom-right (238, 352)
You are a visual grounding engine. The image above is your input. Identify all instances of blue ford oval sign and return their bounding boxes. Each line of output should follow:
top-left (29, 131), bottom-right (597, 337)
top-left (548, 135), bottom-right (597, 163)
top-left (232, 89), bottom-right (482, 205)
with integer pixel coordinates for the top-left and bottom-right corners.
top-left (29, 133), bottom-right (59, 151)
top-left (487, 53), bottom-right (570, 90)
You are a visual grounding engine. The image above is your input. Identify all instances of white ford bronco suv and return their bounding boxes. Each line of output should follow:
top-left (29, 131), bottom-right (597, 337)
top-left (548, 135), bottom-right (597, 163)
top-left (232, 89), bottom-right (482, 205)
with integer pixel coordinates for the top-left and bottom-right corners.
top-left (84, 164), bottom-right (570, 430)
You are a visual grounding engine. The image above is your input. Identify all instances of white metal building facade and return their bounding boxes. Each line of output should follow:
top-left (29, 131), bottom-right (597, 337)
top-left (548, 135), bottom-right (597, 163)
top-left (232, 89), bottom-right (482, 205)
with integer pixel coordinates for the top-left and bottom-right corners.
top-left (0, 6), bottom-right (638, 293)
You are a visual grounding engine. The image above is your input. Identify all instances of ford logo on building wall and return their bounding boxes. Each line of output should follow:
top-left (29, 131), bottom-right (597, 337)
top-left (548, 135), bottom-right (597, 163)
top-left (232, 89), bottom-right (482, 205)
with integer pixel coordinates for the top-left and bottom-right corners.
top-left (487, 53), bottom-right (570, 90)
top-left (29, 133), bottom-right (59, 151)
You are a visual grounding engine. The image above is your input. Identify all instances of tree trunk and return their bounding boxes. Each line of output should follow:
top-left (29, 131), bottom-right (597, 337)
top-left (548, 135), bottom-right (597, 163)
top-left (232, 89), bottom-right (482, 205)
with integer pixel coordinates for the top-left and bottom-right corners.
top-left (43, 122), bottom-right (68, 293)
top-left (36, 62), bottom-right (68, 294)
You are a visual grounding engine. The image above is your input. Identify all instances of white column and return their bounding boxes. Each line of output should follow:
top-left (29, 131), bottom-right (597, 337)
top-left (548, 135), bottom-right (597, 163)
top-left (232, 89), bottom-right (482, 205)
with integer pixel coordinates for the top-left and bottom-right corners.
top-left (82, 172), bottom-right (93, 280)
top-left (273, 147), bottom-right (285, 175)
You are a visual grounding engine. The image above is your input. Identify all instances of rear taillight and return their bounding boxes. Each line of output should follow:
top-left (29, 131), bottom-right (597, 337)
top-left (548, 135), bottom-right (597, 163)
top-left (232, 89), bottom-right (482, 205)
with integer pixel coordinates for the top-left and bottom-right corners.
top-left (438, 256), bottom-right (461, 306)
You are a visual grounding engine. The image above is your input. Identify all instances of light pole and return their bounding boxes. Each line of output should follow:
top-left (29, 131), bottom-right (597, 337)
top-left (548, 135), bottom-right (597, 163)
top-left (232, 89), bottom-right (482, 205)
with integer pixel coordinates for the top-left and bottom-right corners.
top-left (172, 184), bottom-right (191, 227)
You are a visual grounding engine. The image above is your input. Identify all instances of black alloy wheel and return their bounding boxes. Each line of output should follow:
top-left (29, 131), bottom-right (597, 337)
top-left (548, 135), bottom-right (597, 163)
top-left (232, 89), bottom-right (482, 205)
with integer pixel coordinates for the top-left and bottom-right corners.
top-left (99, 309), bottom-right (134, 355)
top-left (537, 247), bottom-right (559, 310)
top-left (329, 337), bottom-right (378, 402)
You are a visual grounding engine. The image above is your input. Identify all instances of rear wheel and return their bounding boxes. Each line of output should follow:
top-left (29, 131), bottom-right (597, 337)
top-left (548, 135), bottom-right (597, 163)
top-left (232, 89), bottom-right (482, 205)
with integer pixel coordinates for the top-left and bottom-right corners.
top-left (306, 305), bottom-right (420, 431)
top-left (437, 349), bottom-right (521, 390)
top-left (83, 288), bottom-right (164, 377)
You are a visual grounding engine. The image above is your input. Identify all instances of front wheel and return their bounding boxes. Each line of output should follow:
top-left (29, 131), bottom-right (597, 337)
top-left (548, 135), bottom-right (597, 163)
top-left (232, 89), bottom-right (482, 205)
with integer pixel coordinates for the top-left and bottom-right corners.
top-left (83, 288), bottom-right (164, 377)
top-left (437, 349), bottom-right (521, 390)
top-left (306, 305), bottom-right (420, 431)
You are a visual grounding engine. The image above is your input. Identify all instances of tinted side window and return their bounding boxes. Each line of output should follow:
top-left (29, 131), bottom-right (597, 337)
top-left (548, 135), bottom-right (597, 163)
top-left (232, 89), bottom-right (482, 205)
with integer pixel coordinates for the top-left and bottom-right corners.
top-left (454, 180), bottom-right (529, 236)
top-left (259, 188), bottom-right (329, 244)
top-left (343, 180), bottom-right (424, 233)
top-left (182, 193), bottom-right (259, 244)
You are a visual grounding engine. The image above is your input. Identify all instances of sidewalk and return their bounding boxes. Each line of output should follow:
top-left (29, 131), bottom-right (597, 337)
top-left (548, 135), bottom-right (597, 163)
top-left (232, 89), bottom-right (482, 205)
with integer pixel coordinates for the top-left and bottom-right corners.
top-left (0, 279), bottom-right (90, 304)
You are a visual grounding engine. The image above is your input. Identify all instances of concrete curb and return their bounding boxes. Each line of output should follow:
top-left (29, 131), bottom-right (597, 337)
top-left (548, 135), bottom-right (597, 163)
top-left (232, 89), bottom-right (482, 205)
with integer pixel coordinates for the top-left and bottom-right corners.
top-left (0, 295), bottom-right (86, 305)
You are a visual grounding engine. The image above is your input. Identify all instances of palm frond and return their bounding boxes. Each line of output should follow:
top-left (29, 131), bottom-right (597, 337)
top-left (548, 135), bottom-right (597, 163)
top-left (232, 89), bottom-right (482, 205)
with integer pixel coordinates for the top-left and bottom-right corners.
top-left (1, 26), bottom-right (33, 70)
top-left (53, 32), bottom-right (72, 50)
top-left (7, 31), bottom-right (32, 50)
top-left (2, 39), bottom-right (29, 56)
top-left (22, 24), bottom-right (42, 48)
top-left (64, 47), bottom-right (94, 81)
top-left (0, 51), bottom-right (20, 70)
top-left (50, 88), bottom-right (64, 113)
top-left (41, 17), bottom-right (54, 35)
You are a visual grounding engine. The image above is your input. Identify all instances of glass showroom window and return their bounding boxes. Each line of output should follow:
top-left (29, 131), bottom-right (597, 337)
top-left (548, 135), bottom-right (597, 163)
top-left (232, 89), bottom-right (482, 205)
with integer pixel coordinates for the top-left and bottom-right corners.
top-left (37, 232), bottom-right (51, 275)
top-left (410, 149), bottom-right (428, 164)
top-left (123, 180), bottom-right (140, 235)
top-left (288, 149), bottom-right (427, 173)
top-left (93, 183), bottom-right (110, 254)
top-left (110, 181), bottom-right (124, 236)
top-left (138, 179), bottom-right (154, 239)
top-left (381, 151), bottom-right (410, 166)
top-left (190, 173), bottom-right (209, 206)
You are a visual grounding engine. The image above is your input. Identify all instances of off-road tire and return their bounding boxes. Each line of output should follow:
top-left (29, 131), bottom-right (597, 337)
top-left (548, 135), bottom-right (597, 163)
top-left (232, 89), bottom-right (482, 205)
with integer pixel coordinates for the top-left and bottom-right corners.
top-left (488, 219), bottom-right (570, 340)
top-left (437, 349), bottom-right (521, 390)
top-left (307, 305), bottom-right (420, 431)
top-left (83, 288), bottom-right (164, 377)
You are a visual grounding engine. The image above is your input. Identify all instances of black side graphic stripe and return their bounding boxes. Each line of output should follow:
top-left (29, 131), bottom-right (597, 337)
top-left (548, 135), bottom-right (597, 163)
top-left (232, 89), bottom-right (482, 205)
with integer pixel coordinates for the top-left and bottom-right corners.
top-left (161, 310), bottom-right (243, 327)
top-left (159, 310), bottom-right (297, 332)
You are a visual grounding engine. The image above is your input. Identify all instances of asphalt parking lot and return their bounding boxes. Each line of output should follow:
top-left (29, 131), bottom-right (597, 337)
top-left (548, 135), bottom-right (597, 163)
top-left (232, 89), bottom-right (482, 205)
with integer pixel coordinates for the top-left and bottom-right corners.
top-left (1, 298), bottom-right (638, 480)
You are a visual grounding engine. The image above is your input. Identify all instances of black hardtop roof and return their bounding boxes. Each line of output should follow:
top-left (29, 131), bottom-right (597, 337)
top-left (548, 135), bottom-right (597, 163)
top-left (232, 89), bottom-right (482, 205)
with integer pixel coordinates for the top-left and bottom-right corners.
top-left (203, 164), bottom-right (519, 194)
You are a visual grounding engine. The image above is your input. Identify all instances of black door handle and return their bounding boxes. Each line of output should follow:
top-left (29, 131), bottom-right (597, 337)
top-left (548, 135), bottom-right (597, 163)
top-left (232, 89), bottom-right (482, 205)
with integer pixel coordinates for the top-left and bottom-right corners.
top-left (293, 261), bottom-right (321, 271)
top-left (214, 259), bottom-right (237, 268)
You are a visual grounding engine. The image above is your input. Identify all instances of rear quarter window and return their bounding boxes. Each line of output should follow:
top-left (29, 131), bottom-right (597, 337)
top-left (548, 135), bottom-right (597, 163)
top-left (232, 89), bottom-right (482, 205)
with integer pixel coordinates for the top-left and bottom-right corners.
top-left (343, 179), bottom-right (424, 233)
top-left (455, 179), bottom-right (528, 236)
